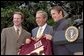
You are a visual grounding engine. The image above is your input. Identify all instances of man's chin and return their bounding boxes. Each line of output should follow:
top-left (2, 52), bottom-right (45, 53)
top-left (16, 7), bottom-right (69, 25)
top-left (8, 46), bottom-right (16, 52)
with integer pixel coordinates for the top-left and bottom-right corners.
top-left (38, 24), bottom-right (42, 26)
top-left (53, 20), bottom-right (56, 22)
top-left (14, 24), bottom-right (21, 26)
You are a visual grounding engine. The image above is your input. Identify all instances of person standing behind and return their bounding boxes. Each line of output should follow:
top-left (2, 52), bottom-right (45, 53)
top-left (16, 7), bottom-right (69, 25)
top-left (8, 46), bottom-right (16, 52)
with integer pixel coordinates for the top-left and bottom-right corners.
top-left (1, 11), bottom-right (31, 55)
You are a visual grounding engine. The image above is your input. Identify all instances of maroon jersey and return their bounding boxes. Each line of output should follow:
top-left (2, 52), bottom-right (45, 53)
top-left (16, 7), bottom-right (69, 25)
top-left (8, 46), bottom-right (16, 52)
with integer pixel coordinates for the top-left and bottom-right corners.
top-left (18, 36), bottom-right (52, 55)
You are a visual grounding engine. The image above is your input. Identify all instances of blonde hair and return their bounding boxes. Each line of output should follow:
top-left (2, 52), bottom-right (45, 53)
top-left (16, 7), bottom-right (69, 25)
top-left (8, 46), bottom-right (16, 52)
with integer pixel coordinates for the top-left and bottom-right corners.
top-left (13, 11), bottom-right (24, 20)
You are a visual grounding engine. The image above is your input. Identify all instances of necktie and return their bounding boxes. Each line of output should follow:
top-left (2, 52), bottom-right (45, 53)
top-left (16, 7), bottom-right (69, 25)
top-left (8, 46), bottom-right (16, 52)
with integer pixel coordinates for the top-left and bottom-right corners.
top-left (36, 27), bottom-right (42, 38)
top-left (17, 29), bottom-right (19, 38)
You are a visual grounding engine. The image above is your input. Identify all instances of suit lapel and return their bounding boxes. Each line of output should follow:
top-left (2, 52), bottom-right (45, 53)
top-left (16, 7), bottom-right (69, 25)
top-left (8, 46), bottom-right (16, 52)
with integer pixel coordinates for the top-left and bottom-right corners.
top-left (11, 26), bottom-right (18, 41)
top-left (11, 27), bottom-right (24, 41)
top-left (17, 28), bottom-right (24, 41)
top-left (43, 25), bottom-right (48, 34)
top-left (35, 27), bottom-right (39, 37)
top-left (35, 25), bottom-right (48, 36)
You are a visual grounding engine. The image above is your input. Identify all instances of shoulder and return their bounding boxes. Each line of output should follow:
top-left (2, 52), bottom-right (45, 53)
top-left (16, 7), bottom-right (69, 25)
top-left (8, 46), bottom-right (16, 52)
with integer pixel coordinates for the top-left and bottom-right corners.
top-left (1, 27), bottom-right (13, 32)
top-left (1, 27), bottom-right (13, 35)
top-left (60, 19), bottom-right (70, 26)
top-left (22, 28), bottom-right (31, 36)
top-left (61, 19), bottom-right (71, 30)
top-left (46, 25), bottom-right (53, 29)
top-left (32, 27), bottom-right (38, 32)
top-left (46, 25), bottom-right (53, 32)
top-left (62, 19), bottom-right (69, 23)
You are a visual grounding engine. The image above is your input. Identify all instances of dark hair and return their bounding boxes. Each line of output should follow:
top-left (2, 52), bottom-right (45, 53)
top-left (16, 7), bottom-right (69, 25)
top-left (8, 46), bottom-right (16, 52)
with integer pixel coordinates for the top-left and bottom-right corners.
top-left (51, 6), bottom-right (64, 17)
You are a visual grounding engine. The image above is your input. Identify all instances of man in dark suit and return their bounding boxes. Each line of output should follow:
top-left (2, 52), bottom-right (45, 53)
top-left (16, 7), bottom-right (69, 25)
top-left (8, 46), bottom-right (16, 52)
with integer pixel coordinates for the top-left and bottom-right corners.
top-left (50, 6), bottom-right (83, 55)
top-left (50, 6), bottom-right (70, 55)
top-left (32, 10), bottom-right (53, 40)
top-left (1, 11), bottom-right (31, 55)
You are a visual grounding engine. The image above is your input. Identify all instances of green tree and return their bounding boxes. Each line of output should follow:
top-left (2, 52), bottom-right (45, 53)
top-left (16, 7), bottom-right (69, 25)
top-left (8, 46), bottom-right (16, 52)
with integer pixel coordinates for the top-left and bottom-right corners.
top-left (1, 1), bottom-right (83, 32)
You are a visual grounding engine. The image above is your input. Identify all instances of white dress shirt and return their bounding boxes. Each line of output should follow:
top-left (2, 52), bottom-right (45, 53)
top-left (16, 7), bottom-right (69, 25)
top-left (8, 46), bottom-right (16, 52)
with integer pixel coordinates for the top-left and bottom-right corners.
top-left (14, 25), bottom-right (22, 36)
top-left (36, 23), bottom-right (47, 38)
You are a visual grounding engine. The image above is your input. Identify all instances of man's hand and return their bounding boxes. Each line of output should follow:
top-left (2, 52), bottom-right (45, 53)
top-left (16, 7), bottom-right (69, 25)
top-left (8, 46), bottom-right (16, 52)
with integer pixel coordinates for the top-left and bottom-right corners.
top-left (31, 37), bottom-right (36, 40)
top-left (44, 34), bottom-right (52, 40)
top-left (31, 37), bottom-right (40, 41)
top-left (25, 38), bottom-right (31, 44)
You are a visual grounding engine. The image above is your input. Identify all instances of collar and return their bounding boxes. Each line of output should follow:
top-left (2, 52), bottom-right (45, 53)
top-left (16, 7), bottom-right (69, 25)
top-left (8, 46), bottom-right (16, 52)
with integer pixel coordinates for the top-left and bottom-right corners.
top-left (39, 23), bottom-right (47, 29)
top-left (13, 25), bottom-right (22, 31)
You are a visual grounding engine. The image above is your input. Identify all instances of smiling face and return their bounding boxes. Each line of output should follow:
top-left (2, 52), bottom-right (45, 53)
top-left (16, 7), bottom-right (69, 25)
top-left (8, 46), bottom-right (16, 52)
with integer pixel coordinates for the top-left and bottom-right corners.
top-left (50, 6), bottom-right (64, 22)
top-left (36, 13), bottom-right (47, 26)
top-left (51, 9), bottom-right (62, 22)
top-left (13, 14), bottom-right (23, 26)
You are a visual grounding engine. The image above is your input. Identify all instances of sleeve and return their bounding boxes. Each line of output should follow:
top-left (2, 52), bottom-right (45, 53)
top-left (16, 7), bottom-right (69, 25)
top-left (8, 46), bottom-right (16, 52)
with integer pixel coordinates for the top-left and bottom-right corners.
top-left (26, 32), bottom-right (31, 38)
top-left (31, 28), bottom-right (38, 37)
top-left (31, 29), bottom-right (35, 37)
top-left (50, 27), bottom-right (53, 36)
top-left (31, 29), bottom-right (34, 37)
top-left (1, 29), bottom-right (6, 55)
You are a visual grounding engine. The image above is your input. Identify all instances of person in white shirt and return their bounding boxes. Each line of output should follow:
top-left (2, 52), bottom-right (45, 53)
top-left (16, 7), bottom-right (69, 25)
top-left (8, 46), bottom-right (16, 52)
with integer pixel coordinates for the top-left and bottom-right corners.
top-left (32, 10), bottom-right (53, 41)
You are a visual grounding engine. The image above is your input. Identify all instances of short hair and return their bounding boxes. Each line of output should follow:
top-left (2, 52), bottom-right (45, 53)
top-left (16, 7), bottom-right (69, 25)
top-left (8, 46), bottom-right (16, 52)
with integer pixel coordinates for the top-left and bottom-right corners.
top-left (51, 6), bottom-right (64, 17)
top-left (13, 11), bottom-right (24, 20)
top-left (36, 10), bottom-right (48, 20)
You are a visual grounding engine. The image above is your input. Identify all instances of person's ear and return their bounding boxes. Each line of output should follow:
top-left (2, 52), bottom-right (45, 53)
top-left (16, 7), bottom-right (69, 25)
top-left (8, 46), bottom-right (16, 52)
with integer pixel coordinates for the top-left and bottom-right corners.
top-left (59, 11), bottom-right (62, 16)
top-left (21, 19), bottom-right (24, 23)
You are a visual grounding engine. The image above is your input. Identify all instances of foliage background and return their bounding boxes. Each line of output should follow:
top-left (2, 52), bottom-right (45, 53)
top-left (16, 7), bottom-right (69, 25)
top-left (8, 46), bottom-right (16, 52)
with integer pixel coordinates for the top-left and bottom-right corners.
top-left (1, 1), bottom-right (83, 33)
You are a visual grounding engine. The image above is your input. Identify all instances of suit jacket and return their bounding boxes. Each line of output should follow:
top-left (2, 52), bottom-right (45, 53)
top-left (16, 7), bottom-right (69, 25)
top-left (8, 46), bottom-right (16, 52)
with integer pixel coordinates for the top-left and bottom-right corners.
top-left (31, 24), bottom-right (53, 55)
top-left (1, 26), bottom-right (31, 55)
top-left (32, 25), bottom-right (53, 37)
top-left (52, 18), bottom-right (71, 55)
